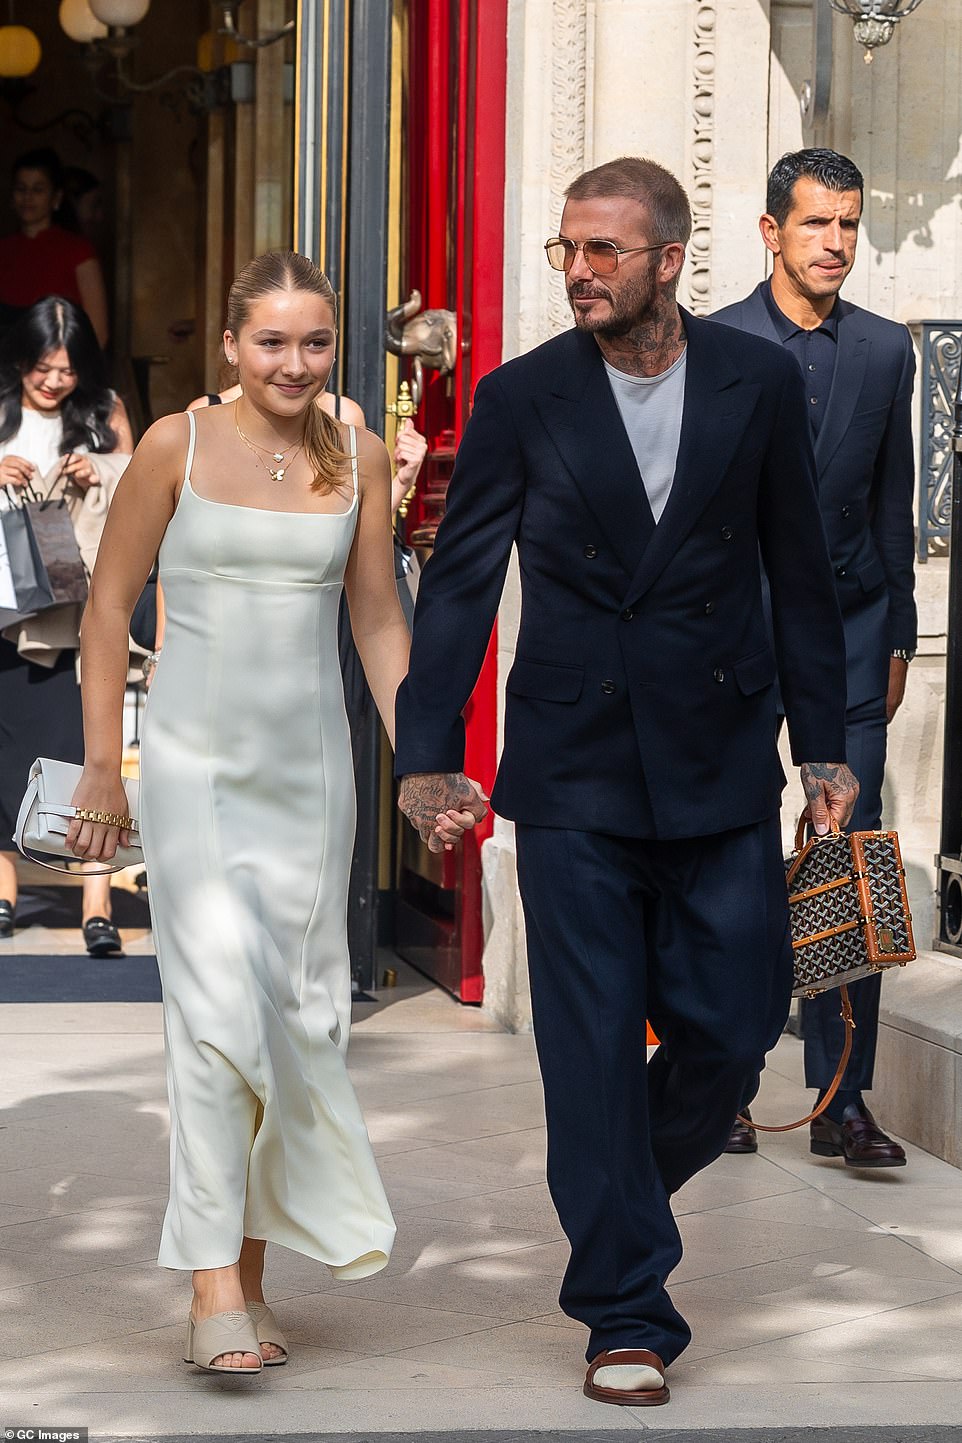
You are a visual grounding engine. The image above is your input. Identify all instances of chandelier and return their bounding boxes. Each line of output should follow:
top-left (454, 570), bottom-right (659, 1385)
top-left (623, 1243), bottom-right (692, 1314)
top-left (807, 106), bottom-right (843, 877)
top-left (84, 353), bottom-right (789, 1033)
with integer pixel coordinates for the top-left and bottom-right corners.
top-left (829, 0), bottom-right (927, 62)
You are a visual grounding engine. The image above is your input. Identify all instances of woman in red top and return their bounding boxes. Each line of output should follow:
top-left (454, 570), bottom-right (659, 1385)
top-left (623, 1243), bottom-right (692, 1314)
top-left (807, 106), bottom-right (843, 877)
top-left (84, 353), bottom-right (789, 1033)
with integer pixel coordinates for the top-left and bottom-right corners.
top-left (0, 149), bottom-right (108, 347)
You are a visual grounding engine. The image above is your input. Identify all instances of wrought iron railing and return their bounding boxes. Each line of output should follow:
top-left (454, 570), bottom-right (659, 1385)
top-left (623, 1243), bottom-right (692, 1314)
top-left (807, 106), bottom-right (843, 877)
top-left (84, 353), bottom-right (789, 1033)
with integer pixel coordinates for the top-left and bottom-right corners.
top-left (912, 321), bottom-right (962, 561)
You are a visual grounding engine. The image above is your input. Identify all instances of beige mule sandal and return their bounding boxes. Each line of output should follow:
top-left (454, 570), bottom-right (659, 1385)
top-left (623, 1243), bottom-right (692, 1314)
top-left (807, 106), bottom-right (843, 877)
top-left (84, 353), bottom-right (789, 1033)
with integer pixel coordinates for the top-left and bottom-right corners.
top-left (246, 1300), bottom-right (289, 1365)
top-left (185, 1309), bottom-right (263, 1374)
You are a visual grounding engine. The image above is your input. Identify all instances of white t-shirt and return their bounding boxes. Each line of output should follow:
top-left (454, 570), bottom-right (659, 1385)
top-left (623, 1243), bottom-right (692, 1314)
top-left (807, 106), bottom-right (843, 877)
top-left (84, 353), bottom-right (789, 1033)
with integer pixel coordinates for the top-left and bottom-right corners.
top-left (603, 349), bottom-right (687, 524)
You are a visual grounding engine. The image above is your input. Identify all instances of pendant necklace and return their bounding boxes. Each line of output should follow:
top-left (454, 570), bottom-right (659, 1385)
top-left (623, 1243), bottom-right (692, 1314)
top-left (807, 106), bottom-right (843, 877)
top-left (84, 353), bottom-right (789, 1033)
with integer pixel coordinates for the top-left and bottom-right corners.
top-left (234, 412), bottom-right (304, 482)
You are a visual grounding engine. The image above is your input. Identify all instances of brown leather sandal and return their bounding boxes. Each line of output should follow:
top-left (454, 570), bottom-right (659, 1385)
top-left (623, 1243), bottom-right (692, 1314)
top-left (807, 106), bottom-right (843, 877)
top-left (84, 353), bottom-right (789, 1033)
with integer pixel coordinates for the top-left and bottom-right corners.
top-left (583, 1348), bottom-right (670, 1406)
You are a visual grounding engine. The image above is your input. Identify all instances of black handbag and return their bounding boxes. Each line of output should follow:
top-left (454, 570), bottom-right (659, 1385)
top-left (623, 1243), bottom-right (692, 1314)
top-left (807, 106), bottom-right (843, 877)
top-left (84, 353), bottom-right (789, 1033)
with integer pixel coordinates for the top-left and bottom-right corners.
top-left (23, 484), bottom-right (89, 606)
top-left (744, 817), bottom-right (915, 1134)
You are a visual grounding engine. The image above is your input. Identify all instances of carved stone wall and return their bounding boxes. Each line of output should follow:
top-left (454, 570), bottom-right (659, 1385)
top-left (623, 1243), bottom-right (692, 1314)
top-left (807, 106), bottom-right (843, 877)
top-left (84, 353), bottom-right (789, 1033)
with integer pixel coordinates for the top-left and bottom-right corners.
top-left (546, 1), bottom-right (590, 335)
top-left (502, 0), bottom-right (590, 362)
top-left (687, 0), bottom-right (716, 314)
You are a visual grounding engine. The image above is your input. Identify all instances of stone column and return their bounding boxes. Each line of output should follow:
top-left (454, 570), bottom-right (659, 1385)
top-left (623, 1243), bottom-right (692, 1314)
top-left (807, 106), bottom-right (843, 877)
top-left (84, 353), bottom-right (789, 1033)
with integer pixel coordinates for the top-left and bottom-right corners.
top-left (486, 0), bottom-right (593, 1031)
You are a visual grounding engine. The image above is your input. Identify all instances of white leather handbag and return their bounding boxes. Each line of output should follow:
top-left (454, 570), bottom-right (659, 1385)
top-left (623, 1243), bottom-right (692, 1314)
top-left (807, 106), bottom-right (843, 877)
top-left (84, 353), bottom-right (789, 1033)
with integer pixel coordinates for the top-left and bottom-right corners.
top-left (14, 757), bottom-right (143, 874)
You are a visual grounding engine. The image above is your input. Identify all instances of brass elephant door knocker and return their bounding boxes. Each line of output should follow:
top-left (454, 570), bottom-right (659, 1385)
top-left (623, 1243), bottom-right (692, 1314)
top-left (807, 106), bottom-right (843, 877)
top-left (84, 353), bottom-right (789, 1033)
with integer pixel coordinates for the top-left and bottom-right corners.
top-left (384, 290), bottom-right (458, 408)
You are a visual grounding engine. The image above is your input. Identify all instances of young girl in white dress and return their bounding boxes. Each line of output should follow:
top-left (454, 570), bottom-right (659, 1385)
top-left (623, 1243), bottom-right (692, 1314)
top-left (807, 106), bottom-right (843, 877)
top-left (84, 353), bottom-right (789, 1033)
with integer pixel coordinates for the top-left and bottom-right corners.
top-left (69, 252), bottom-right (478, 1375)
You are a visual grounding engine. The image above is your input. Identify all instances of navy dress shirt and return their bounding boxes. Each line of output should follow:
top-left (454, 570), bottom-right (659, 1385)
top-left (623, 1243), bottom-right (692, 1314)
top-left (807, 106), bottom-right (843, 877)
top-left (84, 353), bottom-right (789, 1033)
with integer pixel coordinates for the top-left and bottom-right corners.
top-left (762, 280), bottom-right (838, 437)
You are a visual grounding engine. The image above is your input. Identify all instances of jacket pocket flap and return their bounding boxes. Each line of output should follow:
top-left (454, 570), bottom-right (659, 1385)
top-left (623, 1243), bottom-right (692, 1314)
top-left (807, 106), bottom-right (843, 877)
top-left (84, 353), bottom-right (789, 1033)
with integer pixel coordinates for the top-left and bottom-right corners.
top-left (506, 658), bottom-right (584, 703)
top-left (733, 648), bottom-right (777, 696)
top-left (857, 555), bottom-right (886, 593)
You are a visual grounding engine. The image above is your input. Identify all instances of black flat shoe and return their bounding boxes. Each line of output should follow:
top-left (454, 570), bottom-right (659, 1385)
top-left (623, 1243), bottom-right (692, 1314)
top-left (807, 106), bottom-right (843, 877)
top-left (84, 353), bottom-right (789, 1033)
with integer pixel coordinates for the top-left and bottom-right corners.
top-left (83, 916), bottom-right (123, 957)
top-left (0, 900), bottom-right (14, 939)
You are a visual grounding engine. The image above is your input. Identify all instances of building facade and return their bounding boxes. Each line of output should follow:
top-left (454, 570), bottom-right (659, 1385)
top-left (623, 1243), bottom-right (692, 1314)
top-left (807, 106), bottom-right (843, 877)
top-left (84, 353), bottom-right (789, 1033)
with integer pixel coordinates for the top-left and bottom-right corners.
top-left (484, 0), bottom-right (962, 1026)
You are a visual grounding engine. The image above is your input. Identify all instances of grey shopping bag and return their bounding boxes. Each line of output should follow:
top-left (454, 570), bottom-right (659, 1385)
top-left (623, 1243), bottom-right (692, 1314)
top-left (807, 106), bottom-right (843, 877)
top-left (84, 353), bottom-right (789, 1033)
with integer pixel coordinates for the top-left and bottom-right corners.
top-left (0, 486), bottom-right (54, 625)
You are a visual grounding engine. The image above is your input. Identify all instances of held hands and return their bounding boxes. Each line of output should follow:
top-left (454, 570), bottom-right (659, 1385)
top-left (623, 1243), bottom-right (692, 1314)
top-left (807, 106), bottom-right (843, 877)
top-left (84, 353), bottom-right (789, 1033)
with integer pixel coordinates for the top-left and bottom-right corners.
top-left (799, 761), bottom-right (859, 835)
top-left (398, 772), bottom-right (489, 854)
top-left (66, 769), bottom-right (132, 864)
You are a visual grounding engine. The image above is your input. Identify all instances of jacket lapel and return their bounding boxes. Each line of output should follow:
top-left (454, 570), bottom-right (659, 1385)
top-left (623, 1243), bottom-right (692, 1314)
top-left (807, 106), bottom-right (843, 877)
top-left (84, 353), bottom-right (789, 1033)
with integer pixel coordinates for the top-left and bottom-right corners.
top-left (536, 331), bottom-right (656, 582)
top-left (622, 311), bottom-right (760, 606)
top-left (734, 282), bottom-right (783, 346)
top-left (814, 300), bottom-right (870, 472)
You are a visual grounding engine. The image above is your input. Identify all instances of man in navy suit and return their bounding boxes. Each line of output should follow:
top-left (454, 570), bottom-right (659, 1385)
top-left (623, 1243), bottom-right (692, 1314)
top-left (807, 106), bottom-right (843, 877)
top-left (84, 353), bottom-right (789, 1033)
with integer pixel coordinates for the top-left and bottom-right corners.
top-left (395, 157), bottom-right (857, 1407)
top-left (714, 149), bottom-right (917, 1169)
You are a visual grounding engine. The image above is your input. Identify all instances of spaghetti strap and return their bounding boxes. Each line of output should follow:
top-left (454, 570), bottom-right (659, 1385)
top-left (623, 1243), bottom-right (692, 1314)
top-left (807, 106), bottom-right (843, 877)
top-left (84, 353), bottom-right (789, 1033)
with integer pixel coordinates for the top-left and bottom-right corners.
top-left (184, 409), bottom-right (197, 482)
top-left (348, 424), bottom-right (359, 498)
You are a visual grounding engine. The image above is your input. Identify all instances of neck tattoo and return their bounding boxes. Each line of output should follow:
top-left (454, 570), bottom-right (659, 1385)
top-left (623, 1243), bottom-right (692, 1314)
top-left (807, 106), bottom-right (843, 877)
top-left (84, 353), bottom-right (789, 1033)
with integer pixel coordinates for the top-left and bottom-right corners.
top-left (599, 304), bottom-right (687, 379)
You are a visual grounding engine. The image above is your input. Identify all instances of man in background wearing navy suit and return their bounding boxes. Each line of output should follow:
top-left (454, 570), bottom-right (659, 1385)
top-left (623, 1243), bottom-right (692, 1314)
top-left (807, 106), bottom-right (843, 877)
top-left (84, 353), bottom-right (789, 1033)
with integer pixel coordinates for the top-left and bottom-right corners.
top-left (715, 149), bottom-right (917, 1169)
top-left (395, 157), bottom-right (858, 1406)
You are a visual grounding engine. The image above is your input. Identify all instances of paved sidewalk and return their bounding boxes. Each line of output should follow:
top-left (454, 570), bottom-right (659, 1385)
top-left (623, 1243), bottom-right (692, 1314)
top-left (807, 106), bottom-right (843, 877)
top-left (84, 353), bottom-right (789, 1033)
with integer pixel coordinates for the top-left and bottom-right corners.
top-left (1, 943), bottom-right (961, 1437)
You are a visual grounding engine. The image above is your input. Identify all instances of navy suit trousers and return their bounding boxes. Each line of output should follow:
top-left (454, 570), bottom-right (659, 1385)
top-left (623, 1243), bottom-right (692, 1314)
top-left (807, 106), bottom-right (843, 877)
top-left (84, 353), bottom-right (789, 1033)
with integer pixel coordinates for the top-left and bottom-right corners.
top-left (515, 815), bottom-right (794, 1366)
top-left (800, 693), bottom-right (888, 1090)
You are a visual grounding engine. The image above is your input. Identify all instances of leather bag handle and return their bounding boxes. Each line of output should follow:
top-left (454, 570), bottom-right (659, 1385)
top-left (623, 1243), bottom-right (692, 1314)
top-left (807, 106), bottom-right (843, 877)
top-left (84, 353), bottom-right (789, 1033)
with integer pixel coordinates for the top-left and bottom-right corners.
top-left (739, 984), bottom-right (854, 1132)
top-left (794, 812), bottom-right (841, 853)
top-left (740, 812), bottom-right (853, 1132)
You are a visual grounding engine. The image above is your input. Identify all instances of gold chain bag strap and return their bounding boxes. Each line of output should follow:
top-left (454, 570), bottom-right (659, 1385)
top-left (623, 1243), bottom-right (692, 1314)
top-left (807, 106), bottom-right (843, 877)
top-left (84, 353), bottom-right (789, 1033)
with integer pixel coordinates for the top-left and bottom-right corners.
top-left (14, 757), bottom-right (142, 875)
top-left (742, 815), bottom-right (915, 1133)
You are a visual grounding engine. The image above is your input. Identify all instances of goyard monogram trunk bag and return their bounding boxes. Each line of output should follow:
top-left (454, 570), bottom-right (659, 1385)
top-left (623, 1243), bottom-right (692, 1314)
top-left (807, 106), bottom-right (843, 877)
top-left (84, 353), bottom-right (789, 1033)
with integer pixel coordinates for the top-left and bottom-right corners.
top-left (787, 818), bottom-right (916, 997)
top-left (744, 819), bottom-right (916, 1135)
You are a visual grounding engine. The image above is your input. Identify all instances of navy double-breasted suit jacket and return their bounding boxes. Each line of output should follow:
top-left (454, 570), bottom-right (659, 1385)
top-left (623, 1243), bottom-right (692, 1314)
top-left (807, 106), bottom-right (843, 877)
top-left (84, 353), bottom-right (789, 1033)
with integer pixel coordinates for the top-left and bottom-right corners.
top-left (713, 284), bottom-right (917, 708)
top-left (395, 311), bottom-right (847, 840)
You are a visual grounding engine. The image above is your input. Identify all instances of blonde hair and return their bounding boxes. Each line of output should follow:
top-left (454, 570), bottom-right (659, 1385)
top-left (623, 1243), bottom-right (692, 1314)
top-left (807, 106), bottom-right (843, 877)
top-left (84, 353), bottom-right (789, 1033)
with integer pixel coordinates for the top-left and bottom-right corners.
top-left (226, 250), bottom-right (347, 495)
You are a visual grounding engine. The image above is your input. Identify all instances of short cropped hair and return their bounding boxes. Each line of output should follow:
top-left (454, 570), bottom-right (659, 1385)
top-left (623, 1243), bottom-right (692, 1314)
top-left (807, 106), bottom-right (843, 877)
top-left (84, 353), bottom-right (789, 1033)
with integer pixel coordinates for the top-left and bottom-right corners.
top-left (565, 157), bottom-right (692, 247)
top-left (766, 149), bottom-right (864, 227)
top-left (12, 147), bottom-right (64, 191)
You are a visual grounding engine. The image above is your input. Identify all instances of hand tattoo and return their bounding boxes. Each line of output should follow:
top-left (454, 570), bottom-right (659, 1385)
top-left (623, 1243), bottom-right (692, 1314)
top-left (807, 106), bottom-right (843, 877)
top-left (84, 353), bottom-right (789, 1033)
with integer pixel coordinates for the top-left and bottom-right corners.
top-left (800, 762), bottom-right (857, 804)
top-left (800, 761), bottom-right (860, 832)
top-left (398, 772), bottom-right (488, 850)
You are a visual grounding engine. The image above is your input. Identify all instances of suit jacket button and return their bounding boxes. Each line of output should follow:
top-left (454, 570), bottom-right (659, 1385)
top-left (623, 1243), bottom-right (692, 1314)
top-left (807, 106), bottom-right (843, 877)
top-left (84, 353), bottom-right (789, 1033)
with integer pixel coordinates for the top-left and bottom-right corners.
top-left (835, 564), bottom-right (847, 578)
top-left (620, 608), bottom-right (634, 621)
top-left (584, 545), bottom-right (598, 559)
top-left (721, 526), bottom-right (734, 540)
top-left (713, 668), bottom-right (725, 683)
top-left (704, 601), bottom-right (715, 615)
top-left (841, 505), bottom-right (851, 519)
top-left (601, 679), bottom-right (616, 694)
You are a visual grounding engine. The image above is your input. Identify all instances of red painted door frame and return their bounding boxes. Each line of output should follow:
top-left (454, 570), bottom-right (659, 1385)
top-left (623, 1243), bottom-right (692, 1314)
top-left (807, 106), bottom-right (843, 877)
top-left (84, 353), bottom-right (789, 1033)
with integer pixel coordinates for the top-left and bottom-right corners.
top-left (395, 0), bottom-right (507, 1002)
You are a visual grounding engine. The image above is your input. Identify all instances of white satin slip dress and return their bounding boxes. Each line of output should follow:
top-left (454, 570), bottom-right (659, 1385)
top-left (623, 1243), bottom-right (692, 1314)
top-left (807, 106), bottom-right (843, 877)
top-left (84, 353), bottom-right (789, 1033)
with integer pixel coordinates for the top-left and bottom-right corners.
top-left (140, 410), bottom-right (395, 1276)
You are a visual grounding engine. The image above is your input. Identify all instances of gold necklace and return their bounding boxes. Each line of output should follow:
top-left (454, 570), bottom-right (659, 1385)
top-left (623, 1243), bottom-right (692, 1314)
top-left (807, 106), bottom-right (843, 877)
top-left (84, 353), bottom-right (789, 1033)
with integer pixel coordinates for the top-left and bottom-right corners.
top-left (234, 414), bottom-right (304, 482)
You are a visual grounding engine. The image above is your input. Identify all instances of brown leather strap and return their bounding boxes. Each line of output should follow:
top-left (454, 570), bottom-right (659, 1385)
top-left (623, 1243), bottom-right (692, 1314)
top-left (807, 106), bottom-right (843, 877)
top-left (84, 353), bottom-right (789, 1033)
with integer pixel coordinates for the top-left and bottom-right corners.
top-left (794, 812), bottom-right (841, 852)
top-left (586, 1349), bottom-right (665, 1381)
top-left (738, 984), bottom-right (854, 1133)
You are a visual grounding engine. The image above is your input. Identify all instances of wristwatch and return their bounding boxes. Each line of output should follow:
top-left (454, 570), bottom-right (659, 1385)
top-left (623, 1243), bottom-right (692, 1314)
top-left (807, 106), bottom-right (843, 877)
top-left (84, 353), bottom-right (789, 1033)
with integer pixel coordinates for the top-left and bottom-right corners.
top-left (891, 648), bottom-right (916, 663)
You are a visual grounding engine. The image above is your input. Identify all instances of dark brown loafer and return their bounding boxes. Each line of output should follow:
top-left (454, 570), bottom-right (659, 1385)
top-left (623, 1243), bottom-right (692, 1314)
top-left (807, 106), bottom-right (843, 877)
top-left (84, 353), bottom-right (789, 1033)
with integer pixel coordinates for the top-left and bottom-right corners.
top-left (724, 1107), bottom-right (758, 1154)
top-left (810, 1101), bottom-right (907, 1168)
top-left (583, 1348), bottom-right (669, 1407)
